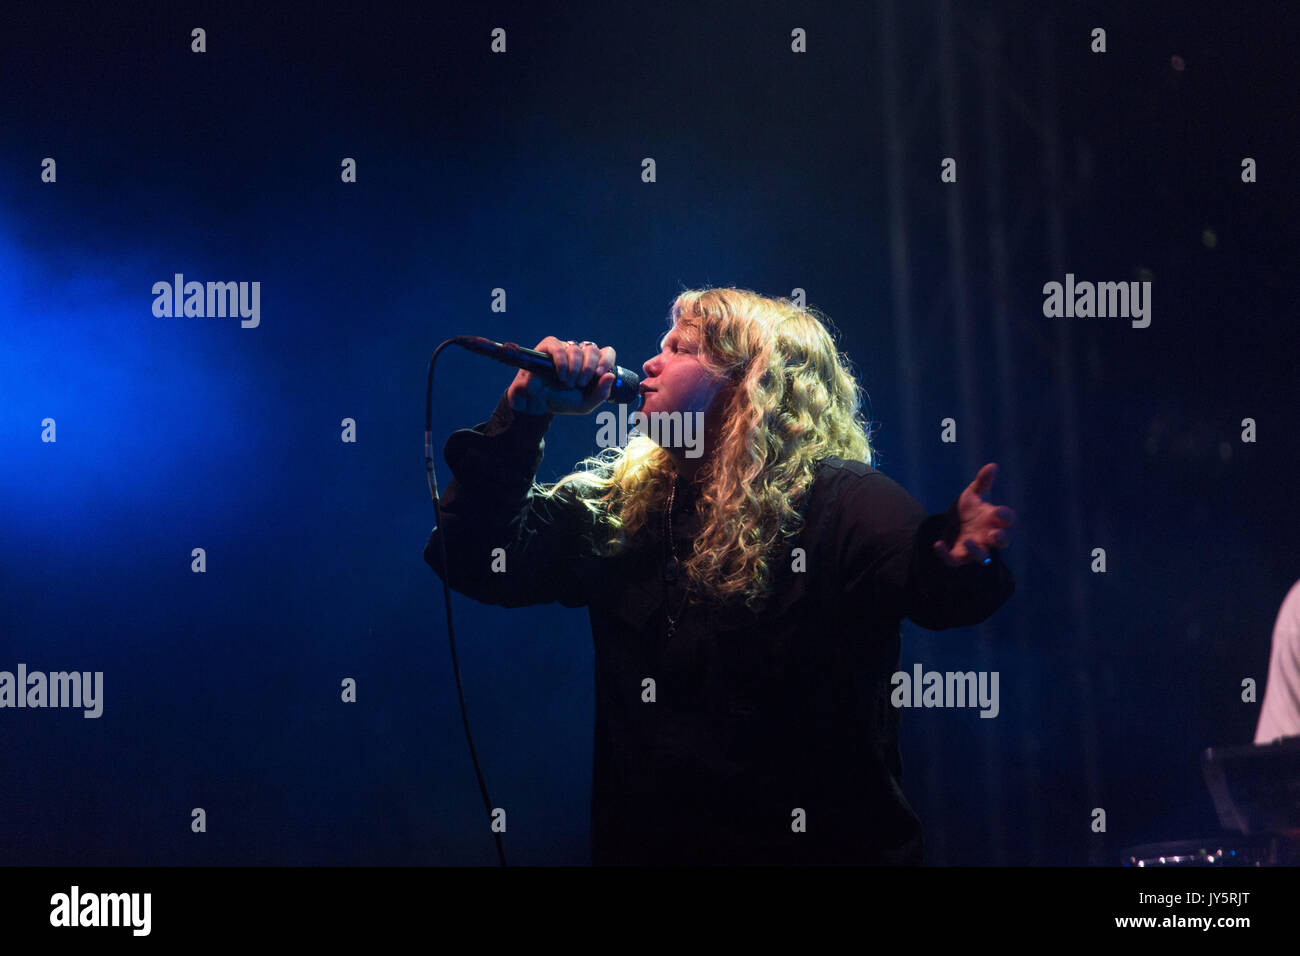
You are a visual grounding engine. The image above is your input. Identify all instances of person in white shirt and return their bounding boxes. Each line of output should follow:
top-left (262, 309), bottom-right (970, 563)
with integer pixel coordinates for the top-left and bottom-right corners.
top-left (1255, 578), bottom-right (1300, 744)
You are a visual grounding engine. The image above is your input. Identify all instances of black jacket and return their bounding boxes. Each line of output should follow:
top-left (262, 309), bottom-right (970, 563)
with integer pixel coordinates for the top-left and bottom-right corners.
top-left (424, 392), bottom-right (1015, 865)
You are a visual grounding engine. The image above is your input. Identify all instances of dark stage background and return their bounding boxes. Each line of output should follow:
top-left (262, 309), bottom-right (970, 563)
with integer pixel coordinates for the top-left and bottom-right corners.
top-left (2, 0), bottom-right (1297, 865)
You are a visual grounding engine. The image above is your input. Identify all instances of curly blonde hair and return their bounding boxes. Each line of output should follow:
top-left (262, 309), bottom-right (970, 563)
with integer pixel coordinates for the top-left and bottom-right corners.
top-left (537, 287), bottom-right (875, 611)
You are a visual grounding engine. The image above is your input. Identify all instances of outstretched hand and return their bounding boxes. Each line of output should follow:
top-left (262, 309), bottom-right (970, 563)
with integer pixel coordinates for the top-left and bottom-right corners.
top-left (932, 463), bottom-right (1016, 567)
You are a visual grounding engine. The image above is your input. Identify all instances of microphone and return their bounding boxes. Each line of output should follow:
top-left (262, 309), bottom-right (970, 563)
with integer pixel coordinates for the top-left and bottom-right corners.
top-left (453, 335), bottom-right (645, 411)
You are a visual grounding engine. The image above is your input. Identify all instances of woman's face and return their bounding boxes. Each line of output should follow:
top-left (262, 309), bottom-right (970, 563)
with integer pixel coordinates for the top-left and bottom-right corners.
top-left (639, 323), bottom-right (730, 419)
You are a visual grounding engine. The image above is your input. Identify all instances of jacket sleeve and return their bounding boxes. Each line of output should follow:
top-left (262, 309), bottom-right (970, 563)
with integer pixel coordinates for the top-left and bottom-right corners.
top-left (833, 468), bottom-right (1015, 630)
top-left (423, 391), bottom-right (605, 609)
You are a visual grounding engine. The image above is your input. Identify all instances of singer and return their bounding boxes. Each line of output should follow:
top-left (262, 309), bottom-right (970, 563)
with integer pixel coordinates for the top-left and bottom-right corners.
top-left (424, 287), bottom-right (1016, 865)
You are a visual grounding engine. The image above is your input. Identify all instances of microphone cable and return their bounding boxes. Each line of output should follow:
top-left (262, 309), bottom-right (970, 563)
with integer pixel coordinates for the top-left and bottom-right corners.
top-left (425, 338), bottom-right (507, 867)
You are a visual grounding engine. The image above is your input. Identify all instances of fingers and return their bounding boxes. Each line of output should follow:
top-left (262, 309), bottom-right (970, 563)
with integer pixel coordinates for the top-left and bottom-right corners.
top-left (578, 343), bottom-right (616, 388)
top-left (964, 538), bottom-right (990, 563)
top-left (597, 345), bottom-right (617, 380)
top-left (559, 340), bottom-right (582, 386)
top-left (537, 337), bottom-right (610, 388)
top-left (577, 344), bottom-right (601, 387)
top-left (933, 537), bottom-right (994, 567)
top-left (970, 462), bottom-right (998, 497)
top-left (534, 337), bottom-right (574, 386)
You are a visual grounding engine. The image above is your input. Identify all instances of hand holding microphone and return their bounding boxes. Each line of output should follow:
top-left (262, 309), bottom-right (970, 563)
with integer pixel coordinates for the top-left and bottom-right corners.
top-left (507, 337), bottom-right (620, 415)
